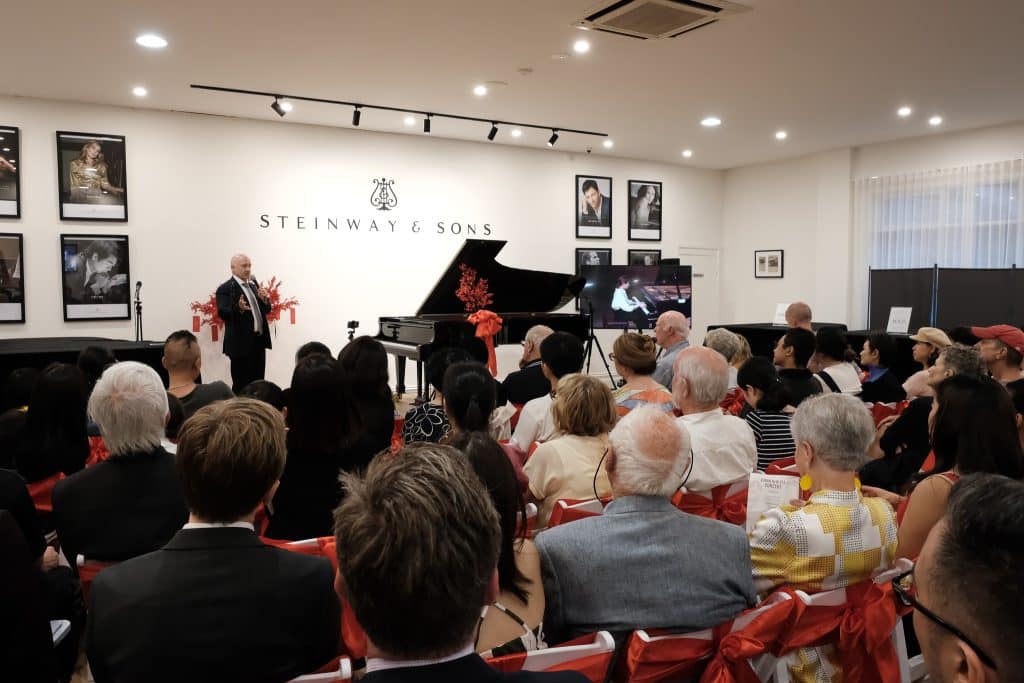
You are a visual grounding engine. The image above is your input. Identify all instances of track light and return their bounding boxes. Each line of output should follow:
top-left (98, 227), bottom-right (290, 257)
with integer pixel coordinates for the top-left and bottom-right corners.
top-left (271, 97), bottom-right (286, 117)
top-left (547, 130), bottom-right (559, 147)
top-left (424, 115), bottom-right (432, 134)
top-left (487, 123), bottom-right (498, 141)
top-left (352, 106), bottom-right (361, 127)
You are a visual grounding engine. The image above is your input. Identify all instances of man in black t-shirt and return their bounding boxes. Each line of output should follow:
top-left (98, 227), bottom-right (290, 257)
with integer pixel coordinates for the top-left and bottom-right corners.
top-left (162, 330), bottom-right (233, 418)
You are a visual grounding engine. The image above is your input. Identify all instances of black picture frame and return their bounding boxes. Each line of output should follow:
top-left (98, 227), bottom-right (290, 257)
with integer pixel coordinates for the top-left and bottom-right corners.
top-left (628, 249), bottom-right (661, 266)
top-left (576, 175), bottom-right (613, 239)
top-left (576, 247), bottom-right (612, 272)
top-left (754, 249), bottom-right (785, 278)
top-left (0, 127), bottom-right (21, 219)
top-left (56, 131), bottom-right (128, 222)
top-left (627, 180), bottom-right (662, 241)
top-left (60, 234), bottom-right (131, 321)
top-left (0, 233), bottom-right (25, 323)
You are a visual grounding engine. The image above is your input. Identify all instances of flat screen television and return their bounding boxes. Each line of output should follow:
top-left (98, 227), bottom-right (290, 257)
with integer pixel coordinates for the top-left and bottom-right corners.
top-left (578, 264), bottom-right (693, 330)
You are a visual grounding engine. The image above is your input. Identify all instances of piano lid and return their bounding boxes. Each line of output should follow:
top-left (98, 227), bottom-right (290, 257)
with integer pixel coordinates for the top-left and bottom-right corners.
top-left (416, 239), bottom-right (586, 316)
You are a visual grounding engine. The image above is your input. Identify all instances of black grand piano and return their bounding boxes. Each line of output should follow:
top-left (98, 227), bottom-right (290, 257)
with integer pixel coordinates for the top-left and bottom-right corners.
top-left (376, 240), bottom-right (588, 398)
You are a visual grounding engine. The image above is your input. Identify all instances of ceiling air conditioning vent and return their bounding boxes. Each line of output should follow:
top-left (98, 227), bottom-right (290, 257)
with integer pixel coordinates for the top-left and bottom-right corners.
top-left (577, 0), bottom-right (750, 40)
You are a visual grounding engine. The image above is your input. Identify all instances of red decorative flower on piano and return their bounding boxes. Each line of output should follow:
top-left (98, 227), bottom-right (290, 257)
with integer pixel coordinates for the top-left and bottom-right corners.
top-left (455, 263), bottom-right (494, 313)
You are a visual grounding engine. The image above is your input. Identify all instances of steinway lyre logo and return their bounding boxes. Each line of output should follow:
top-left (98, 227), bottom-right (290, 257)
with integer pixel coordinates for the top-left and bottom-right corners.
top-left (370, 177), bottom-right (398, 211)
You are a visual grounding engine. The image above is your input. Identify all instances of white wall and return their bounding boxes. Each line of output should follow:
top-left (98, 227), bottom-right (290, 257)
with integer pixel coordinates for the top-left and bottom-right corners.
top-left (0, 95), bottom-right (723, 388)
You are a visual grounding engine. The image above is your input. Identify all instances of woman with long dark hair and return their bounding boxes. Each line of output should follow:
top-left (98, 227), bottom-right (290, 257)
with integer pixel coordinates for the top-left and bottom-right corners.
top-left (858, 333), bottom-right (907, 403)
top-left (13, 363), bottom-right (89, 482)
top-left (337, 336), bottom-right (395, 464)
top-left (737, 357), bottom-right (795, 469)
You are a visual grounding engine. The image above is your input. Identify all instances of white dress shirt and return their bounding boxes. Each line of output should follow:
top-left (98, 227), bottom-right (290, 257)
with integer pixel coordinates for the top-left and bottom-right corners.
top-left (366, 644), bottom-right (474, 674)
top-left (612, 287), bottom-right (643, 312)
top-left (510, 393), bottom-right (559, 449)
top-left (233, 274), bottom-right (263, 333)
top-left (182, 521), bottom-right (255, 531)
top-left (677, 409), bottom-right (757, 493)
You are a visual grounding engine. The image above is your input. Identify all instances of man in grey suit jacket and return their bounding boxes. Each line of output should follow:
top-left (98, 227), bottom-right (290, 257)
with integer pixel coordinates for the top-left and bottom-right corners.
top-left (535, 406), bottom-right (756, 644)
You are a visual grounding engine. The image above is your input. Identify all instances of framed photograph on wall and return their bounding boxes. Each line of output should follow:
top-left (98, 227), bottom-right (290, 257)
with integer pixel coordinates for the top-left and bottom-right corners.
top-left (627, 180), bottom-right (661, 241)
top-left (628, 249), bottom-right (661, 266)
top-left (60, 234), bottom-right (131, 321)
top-left (576, 175), bottom-right (612, 239)
top-left (0, 233), bottom-right (25, 322)
top-left (754, 249), bottom-right (784, 278)
top-left (56, 132), bottom-right (128, 221)
top-left (0, 127), bottom-right (21, 218)
top-left (576, 247), bottom-right (612, 272)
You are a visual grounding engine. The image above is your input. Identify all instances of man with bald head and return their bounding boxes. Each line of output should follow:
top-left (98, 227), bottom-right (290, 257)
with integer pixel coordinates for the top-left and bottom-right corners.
top-left (785, 302), bottom-right (813, 331)
top-left (502, 324), bottom-right (554, 404)
top-left (652, 311), bottom-right (690, 387)
top-left (536, 406), bottom-right (756, 643)
top-left (672, 347), bottom-right (756, 492)
top-left (215, 254), bottom-right (272, 392)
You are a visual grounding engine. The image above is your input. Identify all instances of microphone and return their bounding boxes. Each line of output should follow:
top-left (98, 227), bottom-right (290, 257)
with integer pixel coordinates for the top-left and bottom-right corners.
top-left (135, 281), bottom-right (142, 297)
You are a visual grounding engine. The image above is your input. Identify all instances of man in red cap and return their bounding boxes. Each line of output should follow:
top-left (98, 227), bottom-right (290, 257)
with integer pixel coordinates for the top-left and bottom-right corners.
top-left (971, 324), bottom-right (1024, 384)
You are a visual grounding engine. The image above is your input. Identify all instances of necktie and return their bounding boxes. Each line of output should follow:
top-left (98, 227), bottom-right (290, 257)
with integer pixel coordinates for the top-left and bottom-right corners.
top-left (242, 281), bottom-right (263, 334)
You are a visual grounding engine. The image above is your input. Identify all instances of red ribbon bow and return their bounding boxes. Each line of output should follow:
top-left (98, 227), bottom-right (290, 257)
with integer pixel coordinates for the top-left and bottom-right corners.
top-left (468, 309), bottom-right (503, 376)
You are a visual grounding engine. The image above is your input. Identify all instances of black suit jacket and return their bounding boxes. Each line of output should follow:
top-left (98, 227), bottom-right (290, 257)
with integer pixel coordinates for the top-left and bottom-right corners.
top-left (52, 447), bottom-right (188, 565)
top-left (362, 654), bottom-right (588, 683)
top-left (501, 362), bottom-right (550, 405)
top-left (215, 277), bottom-right (272, 357)
top-left (86, 527), bottom-right (340, 683)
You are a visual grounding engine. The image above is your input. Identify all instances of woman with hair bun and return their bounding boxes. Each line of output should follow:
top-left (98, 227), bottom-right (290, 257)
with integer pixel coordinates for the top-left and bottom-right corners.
top-left (609, 333), bottom-right (674, 416)
top-left (737, 357), bottom-right (796, 470)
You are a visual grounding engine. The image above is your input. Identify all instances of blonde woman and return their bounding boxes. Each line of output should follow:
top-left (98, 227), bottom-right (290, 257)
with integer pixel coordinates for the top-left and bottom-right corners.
top-left (69, 139), bottom-right (124, 202)
top-left (609, 333), bottom-right (674, 416)
top-left (523, 373), bottom-right (617, 527)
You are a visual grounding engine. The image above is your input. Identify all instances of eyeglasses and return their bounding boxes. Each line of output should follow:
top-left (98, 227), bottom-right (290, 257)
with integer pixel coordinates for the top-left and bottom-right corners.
top-left (891, 570), bottom-right (997, 670)
top-left (607, 353), bottom-right (616, 361)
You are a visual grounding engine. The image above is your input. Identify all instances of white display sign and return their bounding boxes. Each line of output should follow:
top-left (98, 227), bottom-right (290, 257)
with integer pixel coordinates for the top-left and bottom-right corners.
top-left (772, 303), bottom-right (790, 326)
top-left (886, 307), bottom-right (913, 334)
top-left (746, 472), bottom-right (801, 533)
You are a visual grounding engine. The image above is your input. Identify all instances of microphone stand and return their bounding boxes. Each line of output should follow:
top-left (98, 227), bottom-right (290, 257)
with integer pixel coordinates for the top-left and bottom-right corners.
top-left (581, 296), bottom-right (616, 389)
top-left (134, 282), bottom-right (143, 342)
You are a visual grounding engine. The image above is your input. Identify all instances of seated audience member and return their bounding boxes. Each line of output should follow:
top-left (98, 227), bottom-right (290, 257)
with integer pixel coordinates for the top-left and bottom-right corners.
top-left (858, 332), bottom-right (907, 403)
top-left (338, 336), bottom-right (396, 463)
top-left (773, 328), bottom-right (823, 406)
top-left (673, 347), bottom-right (757, 492)
top-left (266, 355), bottom-right (360, 540)
top-left (703, 328), bottom-right (742, 389)
top-left (295, 340), bottom-right (332, 363)
top-left (651, 311), bottom-right (690, 387)
top-left (524, 374), bottom-right (616, 527)
top-left (750, 393), bottom-right (897, 682)
top-left (611, 333), bottom-right (674, 415)
top-left (863, 375), bottom-right (1024, 560)
top-left (903, 327), bottom-right (952, 399)
top-left (163, 393), bottom-right (184, 452)
top-left (162, 330), bottom-right (233, 418)
top-left (861, 344), bottom-right (987, 492)
top-left (738, 357), bottom-right (796, 470)
top-left (502, 325), bottom-right (554, 405)
top-left (1007, 378), bottom-right (1024, 448)
top-left (812, 327), bottom-right (862, 395)
top-left (784, 301), bottom-right (813, 330)
top-left (731, 334), bottom-right (752, 372)
top-left (402, 347), bottom-right (472, 444)
top-left (78, 345), bottom-right (116, 436)
top-left (971, 324), bottom-right (1024, 384)
top-left (449, 431), bottom-right (544, 657)
top-left (911, 474), bottom-right (1024, 681)
top-left (333, 443), bottom-right (585, 683)
top-left (537, 406), bottom-right (755, 643)
top-left (87, 399), bottom-right (340, 682)
top-left (237, 379), bottom-right (286, 412)
top-left (13, 363), bottom-right (89, 483)
top-left (510, 332), bottom-right (585, 449)
top-left (52, 362), bottom-right (187, 565)
top-left (1, 366), bottom-right (37, 413)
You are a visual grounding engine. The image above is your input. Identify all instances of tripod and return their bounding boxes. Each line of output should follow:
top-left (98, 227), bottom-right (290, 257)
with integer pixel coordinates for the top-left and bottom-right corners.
top-left (133, 282), bottom-right (143, 342)
top-left (581, 297), bottom-right (616, 388)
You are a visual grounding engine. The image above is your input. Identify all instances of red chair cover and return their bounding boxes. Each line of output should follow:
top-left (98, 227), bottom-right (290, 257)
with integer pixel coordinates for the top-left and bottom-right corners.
top-left (488, 633), bottom-right (612, 682)
top-left (391, 416), bottom-right (405, 451)
top-left (869, 401), bottom-right (910, 427)
top-left (86, 436), bottom-right (110, 466)
top-left (510, 403), bottom-right (524, 431)
top-left (527, 441), bottom-right (540, 460)
top-left (77, 558), bottom-right (116, 602)
top-left (720, 388), bottom-right (746, 417)
top-left (621, 629), bottom-right (715, 682)
top-left (672, 484), bottom-right (748, 526)
top-left (547, 498), bottom-right (609, 528)
top-left (27, 472), bottom-right (65, 513)
top-left (699, 598), bottom-right (803, 683)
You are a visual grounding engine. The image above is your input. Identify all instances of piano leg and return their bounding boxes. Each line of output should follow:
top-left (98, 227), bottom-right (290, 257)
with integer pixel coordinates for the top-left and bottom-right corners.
top-left (416, 361), bottom-right (425, 401)
top-left (395, 356), bottom-right (407, 397)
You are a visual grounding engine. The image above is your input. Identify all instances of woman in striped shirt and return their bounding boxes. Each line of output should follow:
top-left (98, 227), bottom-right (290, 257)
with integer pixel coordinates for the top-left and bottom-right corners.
top-left (737, 357), bottom-right (796, 470)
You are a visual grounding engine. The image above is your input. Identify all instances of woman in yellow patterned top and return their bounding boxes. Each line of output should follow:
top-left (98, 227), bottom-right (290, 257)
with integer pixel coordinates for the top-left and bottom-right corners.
top-left (69, 140), bottom-right (124, 202)
top-left (750, 393), bottom-right (898, 683)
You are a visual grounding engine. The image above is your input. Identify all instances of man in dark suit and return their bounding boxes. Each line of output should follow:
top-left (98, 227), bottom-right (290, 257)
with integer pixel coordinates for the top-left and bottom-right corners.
top-left (579, 178), bottom-right (611, 227)
top-left (53, 361), bottom-right (187, 565)
top-left (86, 398), bottom-right (339, 683)
top-left (215, 253), bottom-right (272, 392)
top-left (502, 324), bottom-right (554, 405)
top-left (334, 443), bottom-right (585, 683)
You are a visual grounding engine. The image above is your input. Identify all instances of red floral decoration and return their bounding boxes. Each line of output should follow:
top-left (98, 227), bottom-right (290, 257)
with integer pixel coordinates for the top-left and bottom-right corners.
top-left (262, 276), bottom-right (300, 324)
top-left (190, 295), bottom-right (223, 337)
top-left (455, 263), bottom-right (494, 313)
top-left (189, 277), bottom-right (300, 341)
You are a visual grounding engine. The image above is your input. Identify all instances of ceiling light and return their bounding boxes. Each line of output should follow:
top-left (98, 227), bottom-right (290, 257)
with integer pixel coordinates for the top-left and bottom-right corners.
top-left (487, 123), bottom-right (498, 141)
top-left (547, 130), bottom-right (559, 147)
top-left (2, 148), bottom-right (8, 152)
top-left (510, 128), bottom-right (522, 138)
top-left (775, 130), bottom-right (788, 140)
top-left (682, 149), bottom-right (693, 158)
top-left (403, 115), bottom-right (415, 126)
top-left (602, 139), bottom-right (613, 149)
top-left (352, 106), bottom-right (361, 126)
top-left (573, 39), bottom-right (590, 54)
top-left (929, 115), bottom-right (943, 126)
top-left (424, 115), bottom-right (432, 134)
top-left (135, 33), bottom-right (167, 49)
top-left (270, 97), bottom-right (287, 117)
top-left (473, 84), bottom-right (488, 97)
top-left (701, 116), bottom-right (722, 128)
top-left (132, 86), bottom-right (148, 97)
top-left (279, 101), bottom-right (293, 112)
top-left (897, 106), bottom-right (912, 117)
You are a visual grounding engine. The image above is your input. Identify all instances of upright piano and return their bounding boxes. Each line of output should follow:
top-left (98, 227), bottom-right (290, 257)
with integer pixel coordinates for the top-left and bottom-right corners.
top-left (376, 239), bottom-right (588, 398)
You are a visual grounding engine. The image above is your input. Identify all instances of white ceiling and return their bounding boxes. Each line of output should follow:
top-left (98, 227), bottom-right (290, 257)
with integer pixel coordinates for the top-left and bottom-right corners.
top-left (4, 0), bottom-right (1024, 169)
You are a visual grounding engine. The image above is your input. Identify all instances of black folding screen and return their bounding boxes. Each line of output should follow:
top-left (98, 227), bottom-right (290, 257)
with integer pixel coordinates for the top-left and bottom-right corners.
top-left (868, 268), bottom-right (935, 331)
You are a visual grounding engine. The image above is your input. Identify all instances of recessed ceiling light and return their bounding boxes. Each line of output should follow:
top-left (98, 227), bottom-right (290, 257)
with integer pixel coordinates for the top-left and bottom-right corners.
top-left (775, 130), bottom-right (788, 140)
top-left (132, 86), bottom-right (148, 97)
top-left (682, 149), bottom-right (693, 158)
top-left (602, 139), bottom-right (613, 149)
top-left (510, 128), bottom-right (522, 138)
top-left (135, 33), bottom-right (167, 49)
top-left (700, 116), bottom-right (722, 128)
top-left (473, 84), bottom-right (487, 97)
top-left (279, 101), bottom-right (293, 112)
top-left (573, 39), bottom-right (590, 54)
top-left (403, 115), bottom-right (416, 126)
top-left (897, 106), bottom-right (912, 117)
top-left (871, 176), bottom-right (879, 179)
top-left (929, 115), bottom-right (943, 126)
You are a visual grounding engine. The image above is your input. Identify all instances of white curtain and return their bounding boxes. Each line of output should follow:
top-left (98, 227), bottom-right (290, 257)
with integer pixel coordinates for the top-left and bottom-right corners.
top-left (853, 158), bottom-right (1024, 269)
